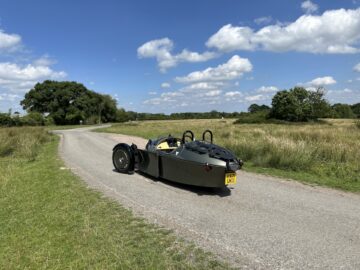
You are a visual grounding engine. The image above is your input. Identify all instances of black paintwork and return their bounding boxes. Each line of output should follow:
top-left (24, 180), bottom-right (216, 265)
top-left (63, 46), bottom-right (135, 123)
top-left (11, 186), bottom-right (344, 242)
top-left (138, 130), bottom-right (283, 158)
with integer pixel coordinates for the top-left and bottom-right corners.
top-left (112, 130), bottom-right (243, 188)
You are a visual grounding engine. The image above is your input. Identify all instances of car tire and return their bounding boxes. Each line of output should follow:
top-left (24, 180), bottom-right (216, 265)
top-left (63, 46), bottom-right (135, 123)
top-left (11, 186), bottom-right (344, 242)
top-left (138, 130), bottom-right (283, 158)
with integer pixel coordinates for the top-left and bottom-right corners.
top-left (112, 144), bottom-right (134, 173)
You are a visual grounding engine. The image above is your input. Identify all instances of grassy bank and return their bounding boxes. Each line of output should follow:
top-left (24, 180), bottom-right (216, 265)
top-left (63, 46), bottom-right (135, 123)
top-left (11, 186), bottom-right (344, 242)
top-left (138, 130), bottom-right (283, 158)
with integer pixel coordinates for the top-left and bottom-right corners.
top-left (97, 119), bottom-right (360, 192)
top-left (0, 127), bottom-right (227, 269)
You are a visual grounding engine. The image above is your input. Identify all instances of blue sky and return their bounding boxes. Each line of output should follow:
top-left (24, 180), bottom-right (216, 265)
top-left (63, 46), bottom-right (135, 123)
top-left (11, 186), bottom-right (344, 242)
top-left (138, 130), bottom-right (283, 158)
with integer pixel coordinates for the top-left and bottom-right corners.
top-left (0, 0), bottom-right (360, 113)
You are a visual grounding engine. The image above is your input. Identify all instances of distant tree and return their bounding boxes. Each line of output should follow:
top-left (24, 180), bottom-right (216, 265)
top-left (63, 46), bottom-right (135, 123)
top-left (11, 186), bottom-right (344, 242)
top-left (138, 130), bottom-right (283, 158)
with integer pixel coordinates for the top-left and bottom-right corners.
top-left (21, 80), bottom-right (117, 125)
top-left (332, 103), bottom-right (356, 119)
top-left (248, 104), bottom-right (270, 113)
top-left (351, 103), bottom-right (360, 118)
top-left (308, 87), bottom-right (332, 119)
top-left (270, 87), bottom-right (330, 122)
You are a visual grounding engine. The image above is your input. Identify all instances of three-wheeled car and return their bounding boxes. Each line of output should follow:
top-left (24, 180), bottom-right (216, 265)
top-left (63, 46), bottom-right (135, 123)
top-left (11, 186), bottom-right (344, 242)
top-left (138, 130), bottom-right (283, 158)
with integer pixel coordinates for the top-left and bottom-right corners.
top-left (112, 130), bottom-right (243, 188)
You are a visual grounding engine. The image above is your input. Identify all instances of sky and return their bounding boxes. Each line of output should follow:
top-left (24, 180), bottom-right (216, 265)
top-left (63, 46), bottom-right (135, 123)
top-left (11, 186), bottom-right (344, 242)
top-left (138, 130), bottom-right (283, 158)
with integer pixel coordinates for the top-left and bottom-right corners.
top-left (0, 0), bottom-right (360, 114)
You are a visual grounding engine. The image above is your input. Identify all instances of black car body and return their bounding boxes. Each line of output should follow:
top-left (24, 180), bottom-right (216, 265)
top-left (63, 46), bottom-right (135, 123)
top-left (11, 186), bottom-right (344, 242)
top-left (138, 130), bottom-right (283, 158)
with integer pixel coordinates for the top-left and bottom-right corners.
top-left (112, 130), bottom-right (243, 188)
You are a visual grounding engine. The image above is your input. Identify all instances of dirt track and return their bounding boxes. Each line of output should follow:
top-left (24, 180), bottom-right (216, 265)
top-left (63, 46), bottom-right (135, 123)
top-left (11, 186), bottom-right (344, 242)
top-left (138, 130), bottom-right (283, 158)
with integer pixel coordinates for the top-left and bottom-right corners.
top-left (55, 126), bottom-right (360, 269)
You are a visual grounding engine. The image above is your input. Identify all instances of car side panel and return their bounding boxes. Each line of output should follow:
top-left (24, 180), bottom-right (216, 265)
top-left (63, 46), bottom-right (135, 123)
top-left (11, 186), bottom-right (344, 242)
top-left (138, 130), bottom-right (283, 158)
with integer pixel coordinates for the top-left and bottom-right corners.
top-left (138, 150), bottom-right (159, 178)
top-left (160, 154), bottom-right (227, 188)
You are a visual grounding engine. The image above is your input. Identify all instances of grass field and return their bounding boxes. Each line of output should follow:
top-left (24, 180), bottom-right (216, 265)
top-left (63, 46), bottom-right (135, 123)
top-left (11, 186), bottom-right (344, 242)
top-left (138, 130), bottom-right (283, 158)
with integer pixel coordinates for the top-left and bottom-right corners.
top-left (97, 119), bottom-right (360, 192)
top-left (0, 127), bottom-right (228, 269)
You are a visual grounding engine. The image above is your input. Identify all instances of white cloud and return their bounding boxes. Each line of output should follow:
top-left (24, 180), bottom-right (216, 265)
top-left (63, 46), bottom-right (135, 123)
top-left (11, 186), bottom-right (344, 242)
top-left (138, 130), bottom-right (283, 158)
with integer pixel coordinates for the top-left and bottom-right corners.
top-left (225, 91), bottom-right (243, 97)
top-left (307, 76), bottom-right (336, 86)
top-left (301, 1), bottom-right (319, 14)
top-left (180, 82), bottom-right (223, 92)
top-left (148, 91), bottom-right (157, 95)
top-left (160, 91), bottom-right (183, 98)
top-left (354, 63), bottom-right (360, 72)
top-left (245, 94), bottom-right (265, 101)
top-left (326, 88), bottom-right (360, 103)
top-left (206, 25), bottom-right (255, 52)
top-left (175, 55), bottom-right (252, 83)
top-left (204, 90), bottom-right (222, 97)
top-left (0, 62), bottom-right (67, 93)
top-left (137, 38), bottom-right (217, 72)
top-left (257, 86), bottom-right (279, 93)
top-left (0, 93), bottom-right (21, 102)
top-left (207, 8), bottom-right (360, 54)
top-left (0, 28), bottom-right (68, 112)
top-left (33, 55), bottom-right (56, 67)
top-left (224, 91), bottom-right (243, 101)
top-left (254, 16), bottom-right (273, 25)
top-left (0, 29), bottom-right (21, 51)
top-left (161, 82), bottom-right (170, 88)
top-left (0, 62), bottom-right (66, 82)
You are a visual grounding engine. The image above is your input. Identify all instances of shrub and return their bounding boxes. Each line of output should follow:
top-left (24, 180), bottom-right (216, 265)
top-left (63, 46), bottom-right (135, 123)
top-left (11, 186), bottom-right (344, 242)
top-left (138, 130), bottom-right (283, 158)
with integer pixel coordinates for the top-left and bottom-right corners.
top-left (234, 111), bottom-right (270, 124)
top-left (355, 120), bottom-right (360, 129)
top-left (0, 113), bottom-right (14, 127)
top-left (85, 115), bottom-right (100, 125)
top-left (21, 112), bottom-right (45, 126)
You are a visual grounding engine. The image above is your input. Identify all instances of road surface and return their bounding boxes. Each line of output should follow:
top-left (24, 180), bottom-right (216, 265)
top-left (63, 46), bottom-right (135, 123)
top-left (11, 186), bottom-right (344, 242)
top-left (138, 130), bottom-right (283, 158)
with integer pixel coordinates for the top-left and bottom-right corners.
top-left (55, 126), bottom-right (360, 269)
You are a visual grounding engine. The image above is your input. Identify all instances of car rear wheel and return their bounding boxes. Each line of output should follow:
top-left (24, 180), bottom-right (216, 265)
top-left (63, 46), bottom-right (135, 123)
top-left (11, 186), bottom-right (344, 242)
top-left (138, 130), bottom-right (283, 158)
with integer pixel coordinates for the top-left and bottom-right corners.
top-left (112, 144), bottom-right (134, 173)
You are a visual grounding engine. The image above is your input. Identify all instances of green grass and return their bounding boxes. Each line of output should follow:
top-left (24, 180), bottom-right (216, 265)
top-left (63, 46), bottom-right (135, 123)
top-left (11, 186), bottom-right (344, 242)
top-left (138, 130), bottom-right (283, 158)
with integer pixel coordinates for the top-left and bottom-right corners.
top-left (0, 127), bottom-right (228, 269)
top-left (96, 119), bottom-right (360, 192)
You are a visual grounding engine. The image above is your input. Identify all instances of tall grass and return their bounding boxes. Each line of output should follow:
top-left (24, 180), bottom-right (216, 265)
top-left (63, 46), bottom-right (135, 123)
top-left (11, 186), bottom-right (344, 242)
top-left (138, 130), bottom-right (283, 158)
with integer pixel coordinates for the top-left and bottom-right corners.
top-left (0, 127), bottom-right (51, 160)
top-left (98, 119), bottom-right (360, 191)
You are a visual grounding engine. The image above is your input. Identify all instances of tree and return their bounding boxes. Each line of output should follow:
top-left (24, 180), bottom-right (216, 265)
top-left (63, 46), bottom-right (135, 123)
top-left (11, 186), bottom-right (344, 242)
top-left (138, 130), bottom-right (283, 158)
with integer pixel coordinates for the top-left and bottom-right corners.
top-left (270, 87), bottom-right (330, 122)
top-left (248, 104), bottom-right (270, 113)
top-left (332, 103), bottom-right (356, 119)
top-left (21, 80), bottom-right (117, 125)
top-left (351, 103), bottom-right (360, 118)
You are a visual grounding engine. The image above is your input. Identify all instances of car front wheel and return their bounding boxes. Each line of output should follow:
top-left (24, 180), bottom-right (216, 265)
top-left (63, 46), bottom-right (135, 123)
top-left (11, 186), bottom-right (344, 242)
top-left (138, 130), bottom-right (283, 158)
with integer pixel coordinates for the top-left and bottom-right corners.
top-left (112, 144), bottom-right (134, 173)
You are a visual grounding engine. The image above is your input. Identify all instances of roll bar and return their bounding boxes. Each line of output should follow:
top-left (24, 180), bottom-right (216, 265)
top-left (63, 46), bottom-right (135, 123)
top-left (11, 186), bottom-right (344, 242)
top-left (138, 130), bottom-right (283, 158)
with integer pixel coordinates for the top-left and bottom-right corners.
top-left (182, 130), bottom-right (194, 143)
top-left (202, 130), bottom-right (213, 144)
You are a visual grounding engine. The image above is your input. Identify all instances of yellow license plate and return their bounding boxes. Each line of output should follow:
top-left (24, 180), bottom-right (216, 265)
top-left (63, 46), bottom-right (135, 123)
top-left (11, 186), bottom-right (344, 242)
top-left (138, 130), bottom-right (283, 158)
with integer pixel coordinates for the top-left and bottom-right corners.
top-left (225, 173), bottom-right (237, 185)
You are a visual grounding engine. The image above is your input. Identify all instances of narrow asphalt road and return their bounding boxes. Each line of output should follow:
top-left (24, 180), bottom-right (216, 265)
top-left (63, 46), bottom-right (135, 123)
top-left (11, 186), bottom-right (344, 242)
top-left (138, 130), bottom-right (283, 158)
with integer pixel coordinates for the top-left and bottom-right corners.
top-left (55, 126), bottom-right (360, 269)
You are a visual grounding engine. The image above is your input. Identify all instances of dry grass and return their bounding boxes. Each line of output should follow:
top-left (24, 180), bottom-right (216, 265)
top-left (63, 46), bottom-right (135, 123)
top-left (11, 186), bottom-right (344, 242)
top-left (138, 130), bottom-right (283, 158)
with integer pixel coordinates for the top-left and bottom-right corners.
top-left (0, 127), bottom-right (51, 160)
top-left (98, 119), bottom-right (360, 192)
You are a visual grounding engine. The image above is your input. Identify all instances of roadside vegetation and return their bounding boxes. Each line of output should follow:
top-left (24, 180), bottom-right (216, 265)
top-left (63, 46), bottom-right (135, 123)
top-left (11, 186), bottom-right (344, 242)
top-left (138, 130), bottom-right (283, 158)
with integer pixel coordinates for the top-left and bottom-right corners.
top-left (0, 127), bottom-right (228, 269)
top-left (97, 118), bottom-right (360, 192)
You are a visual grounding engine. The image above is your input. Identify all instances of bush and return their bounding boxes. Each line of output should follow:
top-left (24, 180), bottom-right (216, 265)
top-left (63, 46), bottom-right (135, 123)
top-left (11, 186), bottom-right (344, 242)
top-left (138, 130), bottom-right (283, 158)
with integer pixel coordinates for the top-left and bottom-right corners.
top-left (234, 111), bottom-right (270, 124)
top-left (21, 112), bottom-right (45, 126)
top-left (85, 115), bottom-right (100, 125)
top-left (0, 113), bottom-right (14, 127)
top-left (355, 120), bottom-right (360, 129)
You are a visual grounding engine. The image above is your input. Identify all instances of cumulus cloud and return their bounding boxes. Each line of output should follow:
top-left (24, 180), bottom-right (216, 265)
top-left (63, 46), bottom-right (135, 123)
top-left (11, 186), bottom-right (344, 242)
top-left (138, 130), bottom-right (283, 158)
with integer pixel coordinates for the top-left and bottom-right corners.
top-left (301, 1), bottom-right (318, 14)
top-left (257, 86), bottom-right (279, 93)
top-left (326, 88), bottom-right (360, 103)
top-left (206, 8), bottom-right (360, 54)
top-left (33, 55), bottom-right (56, 67)
top-left (307, 76), bottom-right (336, 87)
top-left (161, 82), bottom-right (170, 88)
top-left (0, 29), bottom-right (21, 51)
top-left (0, 93), bottom-right (21, 102)
top-left (354, 63), bottom-right (360, 72)
top-left (175, 55), bottom-right (252, 83)
top-left (245, 94), bottom-right (266, 102)
top-left (206, 25), bottom-right (255, 52)
top-left (254, 16), bottom-right (273, 25)
top-left (137, 38), bottom-right (217, 72)
top-left (0, 62), bottom-right (66, 93)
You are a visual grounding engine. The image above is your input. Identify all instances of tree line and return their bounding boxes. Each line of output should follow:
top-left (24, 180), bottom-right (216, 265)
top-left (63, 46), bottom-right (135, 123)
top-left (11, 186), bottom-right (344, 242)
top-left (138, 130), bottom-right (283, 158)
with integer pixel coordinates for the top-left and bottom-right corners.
top-left (0, 81), bottom-right (359, 127)
top-left (236, 87), bottom-right (360, 123)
